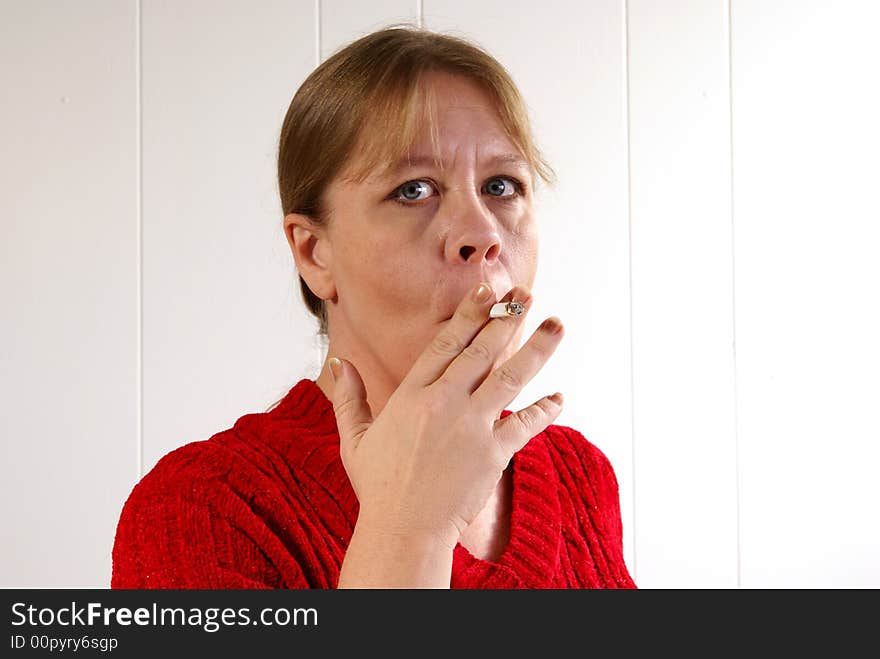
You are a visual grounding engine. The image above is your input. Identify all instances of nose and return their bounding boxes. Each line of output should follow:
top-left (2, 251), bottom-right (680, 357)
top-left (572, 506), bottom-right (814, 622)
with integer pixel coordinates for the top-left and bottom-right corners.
top-left (443, 190), bottom-right (502, 264)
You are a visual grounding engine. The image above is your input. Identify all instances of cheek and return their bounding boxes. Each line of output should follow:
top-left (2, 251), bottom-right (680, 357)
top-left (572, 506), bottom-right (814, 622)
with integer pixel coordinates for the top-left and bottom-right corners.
top-left (348, 247), bottom-right (432, 317)
top-left (504, 231), bottom-right (540, 283)
top-left (505, 208), bottom-right (538, 248)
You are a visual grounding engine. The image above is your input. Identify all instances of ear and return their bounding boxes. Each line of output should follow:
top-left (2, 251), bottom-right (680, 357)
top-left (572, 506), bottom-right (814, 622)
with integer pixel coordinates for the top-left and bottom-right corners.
top-left (283, 213), bottom-right (336, 301)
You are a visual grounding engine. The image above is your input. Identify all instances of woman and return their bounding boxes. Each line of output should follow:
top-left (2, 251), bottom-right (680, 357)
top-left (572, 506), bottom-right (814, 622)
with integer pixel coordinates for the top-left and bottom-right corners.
top-left (111, 25), bottom-right (636, 589)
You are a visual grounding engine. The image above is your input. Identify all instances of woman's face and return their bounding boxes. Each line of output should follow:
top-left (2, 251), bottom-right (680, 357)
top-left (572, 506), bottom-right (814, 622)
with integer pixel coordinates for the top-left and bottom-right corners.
top-left (310, 72), bottom-right (539, 393)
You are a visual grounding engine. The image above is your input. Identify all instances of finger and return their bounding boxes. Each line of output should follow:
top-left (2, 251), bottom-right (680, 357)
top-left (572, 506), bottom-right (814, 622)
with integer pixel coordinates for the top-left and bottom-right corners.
top-left (493, 391), bottom-right (564, 456)
top-left (403, 281), bottom-right (500, 388)
top-left (438, 286), bottom-right (533, 395)
top-left (328, 357), bottom-right (374, 459)
top-left (471, 316), bottom-right (564, 415)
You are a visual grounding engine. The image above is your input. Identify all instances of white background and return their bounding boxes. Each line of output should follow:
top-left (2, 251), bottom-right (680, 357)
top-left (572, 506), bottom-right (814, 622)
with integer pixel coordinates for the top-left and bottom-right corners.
top-left (2, 0), bottom-right (878, 588)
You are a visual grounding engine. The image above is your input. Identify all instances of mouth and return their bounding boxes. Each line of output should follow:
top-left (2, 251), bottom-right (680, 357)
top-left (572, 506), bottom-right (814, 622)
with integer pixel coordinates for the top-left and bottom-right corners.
top-left (439, 282), bottom-right (518, 324)
top-left (437, 289), bottom-right (522, 325)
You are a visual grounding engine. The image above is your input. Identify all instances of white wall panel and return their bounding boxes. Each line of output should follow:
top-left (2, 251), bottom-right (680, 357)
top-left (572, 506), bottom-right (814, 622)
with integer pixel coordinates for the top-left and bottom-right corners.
top-left (733, 0), bottom-right (880, 587)
top-left (628, 0), bottom-right (738, 587)
top-left (0, 0), bottom-right (137, 586)
top-left (425, 0), bottom-right (636, 575)
top-left (321, 0), bottom-right (419, 60)
top-left (141, 0), bottom-right (317, 475)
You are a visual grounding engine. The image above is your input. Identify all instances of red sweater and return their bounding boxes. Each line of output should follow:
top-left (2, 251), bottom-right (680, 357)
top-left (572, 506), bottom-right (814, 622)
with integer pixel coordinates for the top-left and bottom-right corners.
top-left (111, 378), bottom-right (635, 589)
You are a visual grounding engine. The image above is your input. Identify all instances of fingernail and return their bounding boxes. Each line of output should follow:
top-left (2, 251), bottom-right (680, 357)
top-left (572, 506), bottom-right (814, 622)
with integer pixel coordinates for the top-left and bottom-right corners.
top-left (473, 283), bottom-right (493, 303)
top-left (549, 392), bottom-right (564, 405)
top-left (328, 357), bottom-right (342, 381)
top-left (540, 317), bottom-right (563, 334)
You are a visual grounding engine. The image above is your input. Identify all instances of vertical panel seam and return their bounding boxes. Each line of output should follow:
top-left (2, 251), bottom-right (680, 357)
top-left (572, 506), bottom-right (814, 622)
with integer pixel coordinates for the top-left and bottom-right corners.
top-left (624, 0), bottom-right (637, 583)
top-left (136, 0), bottom-right (144, 480)
top-left (419, 0), bottom-right (424, 28)
top-left (316, 0), bottom-right (322, 65)
top-left (728, 0), bottom-right (742, 590)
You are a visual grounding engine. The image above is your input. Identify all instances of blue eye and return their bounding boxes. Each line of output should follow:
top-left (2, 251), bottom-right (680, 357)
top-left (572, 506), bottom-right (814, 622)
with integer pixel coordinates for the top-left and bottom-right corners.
top-left (389, 175), bottom-right (526, 207)
top-left (484, 177), bottom-right (519, 197)
top-left (396, 180), bottom-right (435, 202)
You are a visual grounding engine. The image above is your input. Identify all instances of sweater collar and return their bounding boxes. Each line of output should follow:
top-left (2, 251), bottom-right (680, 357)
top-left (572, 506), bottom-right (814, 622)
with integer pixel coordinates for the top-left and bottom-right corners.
top-left (269, 377), bottom-right (340, 436)
top-left (267, 378), bottom-right (563, 588)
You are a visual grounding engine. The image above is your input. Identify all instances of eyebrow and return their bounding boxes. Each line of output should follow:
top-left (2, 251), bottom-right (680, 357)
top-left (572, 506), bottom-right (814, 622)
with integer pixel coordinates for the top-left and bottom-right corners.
top-left (380, 153), bottom-right (531, 179)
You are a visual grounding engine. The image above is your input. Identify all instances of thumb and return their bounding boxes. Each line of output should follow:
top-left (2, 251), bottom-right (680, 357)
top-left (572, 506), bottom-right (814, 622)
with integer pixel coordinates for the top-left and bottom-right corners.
top-left (328, 357), bottom-right (373, 451)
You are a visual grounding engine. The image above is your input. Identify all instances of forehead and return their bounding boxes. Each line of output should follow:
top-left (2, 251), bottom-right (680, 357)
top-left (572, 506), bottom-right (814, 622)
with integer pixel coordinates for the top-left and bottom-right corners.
top-left (339, 72), bottom-right (531, 185)
top-left (376, 151), bottom-right (531, 181)
top-left (422, 70), bottom-right (495, 106)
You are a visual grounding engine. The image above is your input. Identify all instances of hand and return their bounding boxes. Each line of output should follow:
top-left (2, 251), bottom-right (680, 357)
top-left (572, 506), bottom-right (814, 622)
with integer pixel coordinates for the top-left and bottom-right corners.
top-left (328, 282), bottom-right (565, 548)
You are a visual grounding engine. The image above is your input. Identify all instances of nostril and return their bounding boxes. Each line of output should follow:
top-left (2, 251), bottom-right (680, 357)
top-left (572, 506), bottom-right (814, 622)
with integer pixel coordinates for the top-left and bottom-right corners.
top-left (459, 245), bottom-right (476, 260)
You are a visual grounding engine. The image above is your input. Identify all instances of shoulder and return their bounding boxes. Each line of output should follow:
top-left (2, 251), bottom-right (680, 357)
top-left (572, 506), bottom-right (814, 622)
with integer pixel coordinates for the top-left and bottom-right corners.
top-left (112, 438), bottom-right (242, 569)
top-left (539, 422), bottom-right (620, 488)
top-left (533, 423), bottom-right (628, 557)
top-left (499, 408), bottom-right (616, 482)
top-left (125, 433), bottom-right (240, 510)
top-left (111, 427), bottom-right (303, 588)
top-left (116, 413), bottom-right (306, 539)
top-left (523, 422), bottom-right (624, 516)
top-left (117, 397), bottom-right (343, 537)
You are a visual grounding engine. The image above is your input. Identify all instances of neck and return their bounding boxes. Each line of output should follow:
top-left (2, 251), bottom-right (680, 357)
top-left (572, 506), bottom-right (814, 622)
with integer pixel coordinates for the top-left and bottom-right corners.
top-left (312, 326), bottom-right (505, 424)
top-left (313, 335), bottom-right (399, 421)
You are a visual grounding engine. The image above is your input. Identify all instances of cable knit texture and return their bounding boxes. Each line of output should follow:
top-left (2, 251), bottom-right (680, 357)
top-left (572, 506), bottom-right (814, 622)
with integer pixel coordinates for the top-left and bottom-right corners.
top-left (111, 379), bottom-right (636, 589)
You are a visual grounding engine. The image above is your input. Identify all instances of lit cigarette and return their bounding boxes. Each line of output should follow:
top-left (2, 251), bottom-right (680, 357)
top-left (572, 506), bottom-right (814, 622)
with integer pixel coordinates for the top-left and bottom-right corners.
top-left (489, 301), bottom-right (526, 319)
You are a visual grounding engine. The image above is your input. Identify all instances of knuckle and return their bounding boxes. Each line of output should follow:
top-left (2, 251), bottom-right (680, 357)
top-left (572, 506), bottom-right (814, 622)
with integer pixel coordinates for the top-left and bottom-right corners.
top-left (531, 331), bottom-right (557, 351)
top-left (426, 379), bottom-right (453, 408)
top-left (431, 331), bottom-right (465, 357)
top-left (332, 396), bottom-right (358, 420)
top-left (463, 340), bottom-right (493, 363)
top-left (493, 363), bottom-right (523, 392)
top-left (470, 301), bottom-right (493, 322)
top-left (514, 407), bottom-right (537, 430)
top-left (534, 398), bottom-right (554, 416)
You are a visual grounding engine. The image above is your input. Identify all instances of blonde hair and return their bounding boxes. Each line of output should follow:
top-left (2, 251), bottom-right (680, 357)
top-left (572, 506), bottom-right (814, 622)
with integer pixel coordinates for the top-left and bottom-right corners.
top-left (276, 23), bottom-right (556, 337)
